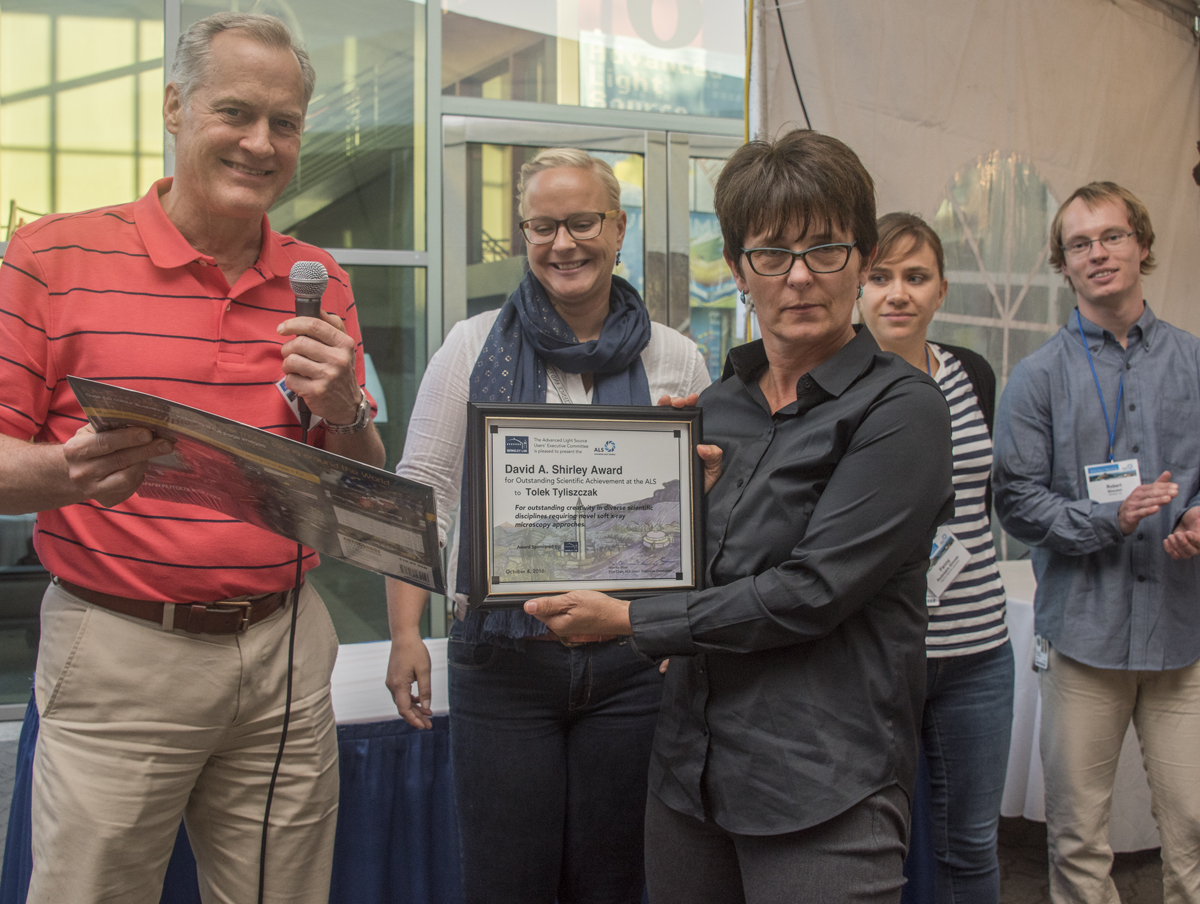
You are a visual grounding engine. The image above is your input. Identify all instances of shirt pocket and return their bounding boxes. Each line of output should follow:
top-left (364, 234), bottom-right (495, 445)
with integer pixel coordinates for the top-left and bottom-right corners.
top-left (1154, 373), bottom-right (1199, 472)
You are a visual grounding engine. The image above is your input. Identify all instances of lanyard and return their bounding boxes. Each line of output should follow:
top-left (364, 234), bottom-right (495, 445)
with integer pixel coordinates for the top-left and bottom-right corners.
top-left (1076, 309), bottom-right (1123, 462)
top-left (925, 344), bottom-right (933, 377)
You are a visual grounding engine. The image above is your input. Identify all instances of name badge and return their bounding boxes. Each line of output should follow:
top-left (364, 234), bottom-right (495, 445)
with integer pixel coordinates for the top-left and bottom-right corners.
top-left (1033, 635), bottom-right (1049, 671)
top-left (276, 376), bottom-right (324, 428)
top-left (1084, 458), bottom-right (1140, 503)
top-left (927, 528), bottom-right (970, 606)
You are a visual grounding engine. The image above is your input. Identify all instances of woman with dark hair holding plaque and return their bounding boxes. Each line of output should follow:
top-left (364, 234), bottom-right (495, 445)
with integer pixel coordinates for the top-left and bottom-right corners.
top-left (526, 131), bottom-right (955, 902)
top-left (386, 148), bottom-right (709, 904)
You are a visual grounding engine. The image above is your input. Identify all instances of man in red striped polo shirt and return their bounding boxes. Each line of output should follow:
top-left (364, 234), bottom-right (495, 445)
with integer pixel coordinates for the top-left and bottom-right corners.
top-left (0, 13), bottom-right (384, 904)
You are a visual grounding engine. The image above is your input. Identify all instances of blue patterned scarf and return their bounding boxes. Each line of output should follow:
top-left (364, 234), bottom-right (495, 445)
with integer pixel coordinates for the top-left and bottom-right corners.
top-left (457, 271), bottom-right (651, 643)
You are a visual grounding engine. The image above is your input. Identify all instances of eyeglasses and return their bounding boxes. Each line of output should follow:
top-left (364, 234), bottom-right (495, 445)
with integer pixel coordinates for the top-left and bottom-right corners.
top-left (1061, 231), bottom-right (1136, 258)
top-left (519, 210), bottom-right (620, 244)
top-left (741, 242), bottom-right (856, 276)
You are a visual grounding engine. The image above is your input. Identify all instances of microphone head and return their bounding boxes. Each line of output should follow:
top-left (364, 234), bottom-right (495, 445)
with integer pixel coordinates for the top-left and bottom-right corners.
top-left (289, 260), bottom-right (329, 298)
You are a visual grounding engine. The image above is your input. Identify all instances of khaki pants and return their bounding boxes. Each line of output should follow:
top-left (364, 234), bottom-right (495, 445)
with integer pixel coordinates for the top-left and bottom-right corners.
top-left (1039, 647), bottom-right (1200, 904)
top-left (28, 579), bottom-right (340, 904)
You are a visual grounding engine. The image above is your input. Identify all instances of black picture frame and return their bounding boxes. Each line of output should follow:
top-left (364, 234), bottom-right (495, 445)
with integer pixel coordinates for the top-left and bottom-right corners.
top-left (465, 402), bottom-right (705, 610)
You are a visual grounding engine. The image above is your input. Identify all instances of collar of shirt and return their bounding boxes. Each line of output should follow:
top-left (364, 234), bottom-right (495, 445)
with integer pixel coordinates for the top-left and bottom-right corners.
top-left (1073, 302), bottom-right (1157, 354)
top-left (723, 325), bottom-right (882, 416)
top-left (132, 177), bottom-right (290, 282)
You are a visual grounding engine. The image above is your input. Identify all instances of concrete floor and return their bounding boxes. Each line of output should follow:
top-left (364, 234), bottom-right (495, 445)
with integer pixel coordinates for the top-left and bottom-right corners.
top-left (999, 816), bottom-right (1164, 904)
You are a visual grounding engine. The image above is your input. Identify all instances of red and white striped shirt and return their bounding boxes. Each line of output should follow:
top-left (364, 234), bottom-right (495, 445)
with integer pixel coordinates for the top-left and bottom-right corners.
top-left (0, 178), bottom-right (370, 600)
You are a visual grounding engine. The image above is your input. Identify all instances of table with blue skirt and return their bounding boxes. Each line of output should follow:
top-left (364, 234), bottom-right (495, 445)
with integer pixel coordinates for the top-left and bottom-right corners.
top-left (2, 638), bottom-right (940, 903)
top-left (1, 640), bottom-right (462, 904)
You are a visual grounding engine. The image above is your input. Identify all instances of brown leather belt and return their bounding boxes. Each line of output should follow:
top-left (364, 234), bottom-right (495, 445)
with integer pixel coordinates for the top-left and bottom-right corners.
top-left (528, 631), bottom-right (621, 647)
top-left (55, 578), bottom-right (290, 635)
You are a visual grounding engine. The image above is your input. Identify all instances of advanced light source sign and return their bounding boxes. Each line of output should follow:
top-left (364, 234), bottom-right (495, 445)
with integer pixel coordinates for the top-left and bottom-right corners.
top-left (466, 403), bottom-right (704, 609)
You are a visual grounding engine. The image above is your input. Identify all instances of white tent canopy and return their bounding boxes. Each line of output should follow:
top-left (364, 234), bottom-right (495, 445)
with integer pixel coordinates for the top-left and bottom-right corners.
top-left (757, 0), bottom-right (1200, 372)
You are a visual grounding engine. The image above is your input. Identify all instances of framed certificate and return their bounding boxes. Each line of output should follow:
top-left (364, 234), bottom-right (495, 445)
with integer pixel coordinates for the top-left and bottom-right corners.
top-left (466, 402), bottom-right (704, 610)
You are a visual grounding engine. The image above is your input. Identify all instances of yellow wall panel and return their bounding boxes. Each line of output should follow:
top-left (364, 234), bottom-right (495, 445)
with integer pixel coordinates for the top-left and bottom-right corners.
top-left (0, 13), bottom-right (51, 95)
top-left (1, 151), bottom-right (51, 224)
top-left (1, 98), bottom-right (50, 149)
top-left (57, 152), bottom-right (135, 212)
top-left (139, 155), bottom-right (164, 197)
top-left (57, 78), bottom-right (136, 152)
top-left (139, 69), bottom-right (165, 153)
top-left (140, 19), bottom-right (164, 63)
top-left (57, 16), bottom-right (135, 82)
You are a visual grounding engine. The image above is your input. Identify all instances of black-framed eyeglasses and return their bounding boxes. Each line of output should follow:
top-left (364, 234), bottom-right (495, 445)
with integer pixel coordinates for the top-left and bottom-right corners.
top-left (741, 242), bottom-right (857, 276)
top-left (519, 210), bottom-right (620, 244)
top-left (1061, 231), bottom-right (1135, 258)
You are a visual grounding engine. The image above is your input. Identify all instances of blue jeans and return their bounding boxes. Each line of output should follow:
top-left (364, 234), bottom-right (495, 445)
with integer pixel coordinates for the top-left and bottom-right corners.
top-left (922, 640), bottom-right (1015, 904)
top-left (447, 624), bottom-right (664, 904)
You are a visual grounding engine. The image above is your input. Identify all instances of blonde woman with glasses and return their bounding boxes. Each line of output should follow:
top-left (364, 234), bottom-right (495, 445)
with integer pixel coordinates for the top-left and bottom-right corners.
top-left (386, 148), bottom-right (710, 904)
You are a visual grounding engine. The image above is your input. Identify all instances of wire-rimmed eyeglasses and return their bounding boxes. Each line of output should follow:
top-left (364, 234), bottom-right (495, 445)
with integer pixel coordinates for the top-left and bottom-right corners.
top-left (519, 210), bottom-right (621, 244)
top-left (1061, 231), bottom-right (1136, 258)
top-left (741, 242), bottom-right (856, 276)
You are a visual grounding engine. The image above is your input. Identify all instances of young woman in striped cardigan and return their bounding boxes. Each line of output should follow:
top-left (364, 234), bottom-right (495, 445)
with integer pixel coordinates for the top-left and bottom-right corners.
top-left (859, 212), bottom-right (1015, 904)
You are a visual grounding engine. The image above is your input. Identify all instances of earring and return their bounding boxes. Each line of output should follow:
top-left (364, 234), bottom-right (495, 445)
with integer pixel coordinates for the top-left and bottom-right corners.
top-left (739, 289), bottom-right (754, 312)
top-left (857, 284), bottom-right (863, 300)
top-left (615, 250), bottom-right (622, 266)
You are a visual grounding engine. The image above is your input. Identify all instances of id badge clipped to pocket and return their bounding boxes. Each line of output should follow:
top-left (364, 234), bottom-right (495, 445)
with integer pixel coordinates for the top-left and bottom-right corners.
top-left (927, 528), bottom-right (970, 607)
top-left (1033, 635), bottom-right (1050, 671)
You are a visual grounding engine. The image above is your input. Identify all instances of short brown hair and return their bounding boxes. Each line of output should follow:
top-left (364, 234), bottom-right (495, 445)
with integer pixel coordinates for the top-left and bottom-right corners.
top-left (875, 212), bottom-right (945, 279)
top-left (714, 130), bottom-right (877, 276)
top-left (1049, 181), bottom-right (1156, 275)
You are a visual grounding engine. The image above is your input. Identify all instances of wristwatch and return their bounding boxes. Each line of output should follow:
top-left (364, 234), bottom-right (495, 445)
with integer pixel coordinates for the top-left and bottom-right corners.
top-left (325, 391), bottom-right (371, 435)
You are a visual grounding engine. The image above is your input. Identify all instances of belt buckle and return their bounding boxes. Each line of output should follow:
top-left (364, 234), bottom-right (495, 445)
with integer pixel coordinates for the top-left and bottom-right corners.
top-left (219, 599), bottom-right (254, 633)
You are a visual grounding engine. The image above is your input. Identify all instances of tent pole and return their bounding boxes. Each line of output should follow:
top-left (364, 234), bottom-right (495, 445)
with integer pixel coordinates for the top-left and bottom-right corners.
top-left (749, 0), bottom-right (768, 142)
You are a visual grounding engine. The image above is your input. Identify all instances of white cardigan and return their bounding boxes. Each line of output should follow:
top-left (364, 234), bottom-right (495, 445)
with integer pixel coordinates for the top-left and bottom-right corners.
top-left (395, 308), bottom-right (712, 607)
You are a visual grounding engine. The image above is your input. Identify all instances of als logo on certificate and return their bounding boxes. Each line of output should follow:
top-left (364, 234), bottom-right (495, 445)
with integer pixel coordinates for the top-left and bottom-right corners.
top-left (505, 436), bottom-right (529, 454)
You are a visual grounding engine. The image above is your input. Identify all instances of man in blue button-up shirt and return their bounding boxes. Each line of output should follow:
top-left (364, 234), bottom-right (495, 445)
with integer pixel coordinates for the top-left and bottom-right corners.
top-left (993, 182), bottom-right (1200, 904)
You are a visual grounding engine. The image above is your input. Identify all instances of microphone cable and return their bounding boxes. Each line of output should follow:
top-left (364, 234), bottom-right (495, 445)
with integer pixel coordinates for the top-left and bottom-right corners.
top-left (257, 419), bottom-right (307, 904)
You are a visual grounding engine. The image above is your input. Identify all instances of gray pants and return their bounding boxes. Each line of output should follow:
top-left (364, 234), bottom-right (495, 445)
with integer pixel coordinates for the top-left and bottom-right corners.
top-left (644, 785), bottom-right (910, 904)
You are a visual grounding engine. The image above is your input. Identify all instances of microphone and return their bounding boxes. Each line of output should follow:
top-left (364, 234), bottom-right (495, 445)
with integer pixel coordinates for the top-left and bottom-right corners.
top-left (288, 261), bottom-right (329, 431)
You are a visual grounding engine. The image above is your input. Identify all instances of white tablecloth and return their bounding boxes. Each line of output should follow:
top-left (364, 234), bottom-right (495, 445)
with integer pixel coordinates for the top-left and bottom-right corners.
top-left (330, 637), bottom-right (450, 723)
top-left (998, 560), bottom-right (1160, 852)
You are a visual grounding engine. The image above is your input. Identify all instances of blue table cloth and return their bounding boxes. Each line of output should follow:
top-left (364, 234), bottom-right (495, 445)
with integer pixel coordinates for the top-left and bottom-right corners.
top-left (1, 694), bottom-right (462, 904)
top-left (3, 690), bottom-right (932, 903)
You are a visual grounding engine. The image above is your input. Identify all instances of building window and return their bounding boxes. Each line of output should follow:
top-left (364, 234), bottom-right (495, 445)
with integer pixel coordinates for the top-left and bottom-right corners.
top-left (928, 152), bottom-right (1067, 387)
top-left (184, 0), bottom-right (426, 252)
top-left (0, 0), bottom-right (164, 232)
top-left (442, 0), bottom-right (744, 118)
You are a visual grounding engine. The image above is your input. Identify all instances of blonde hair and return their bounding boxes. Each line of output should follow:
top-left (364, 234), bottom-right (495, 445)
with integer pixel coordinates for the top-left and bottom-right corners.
top-left (517, 148), bottom-right (622, 217)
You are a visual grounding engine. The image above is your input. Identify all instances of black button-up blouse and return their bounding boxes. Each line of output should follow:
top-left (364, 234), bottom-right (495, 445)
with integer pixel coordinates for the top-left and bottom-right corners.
top-left (629, 326), bottom-right (954, 834)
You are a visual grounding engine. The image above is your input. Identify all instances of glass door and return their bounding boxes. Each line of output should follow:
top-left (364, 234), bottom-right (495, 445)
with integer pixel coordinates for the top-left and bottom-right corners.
top-left (444, 117), bottom-right (659, 327)
top-left (668, 133), bottom-right (745, 380)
